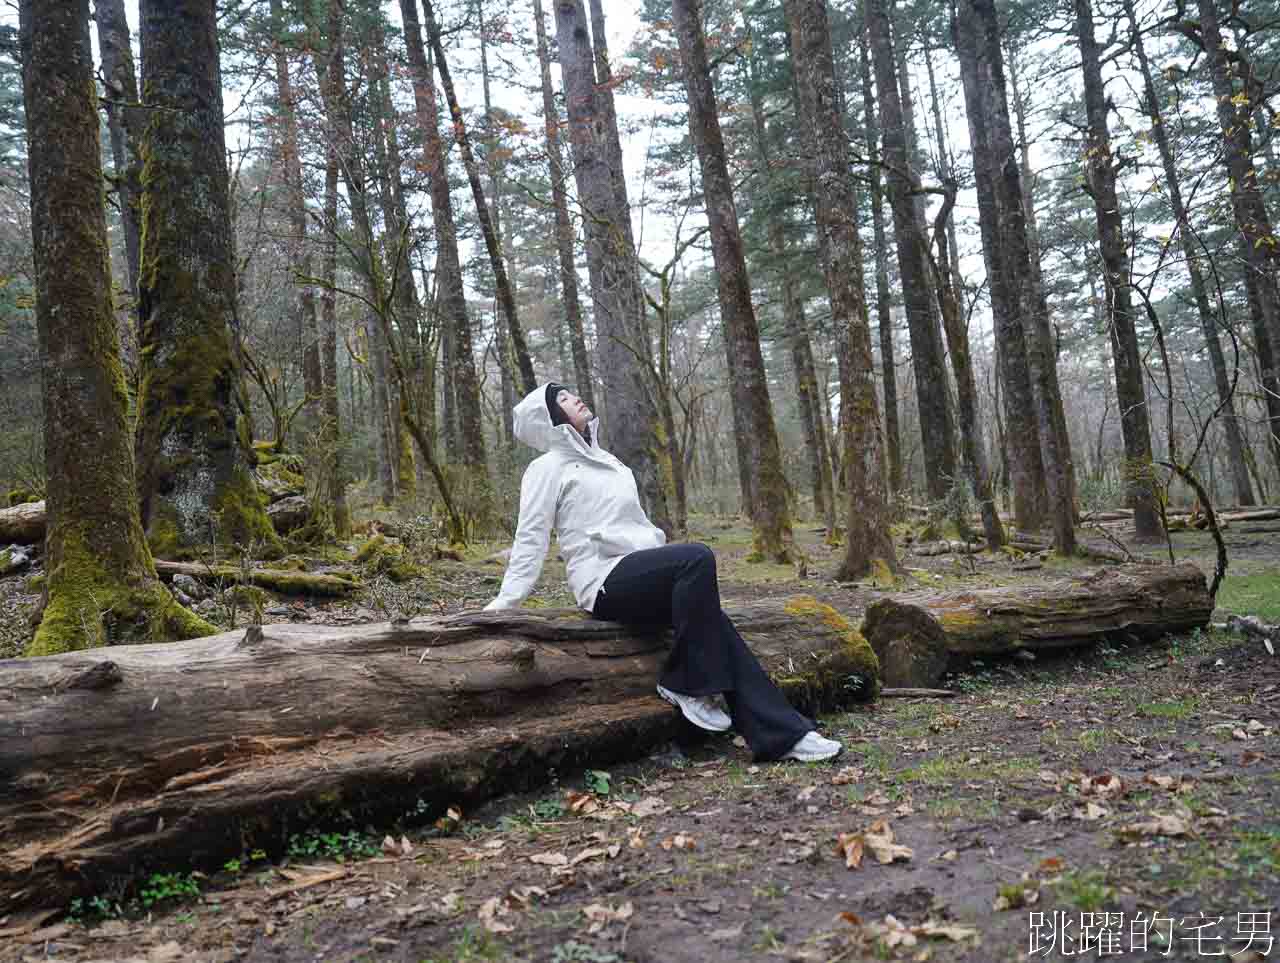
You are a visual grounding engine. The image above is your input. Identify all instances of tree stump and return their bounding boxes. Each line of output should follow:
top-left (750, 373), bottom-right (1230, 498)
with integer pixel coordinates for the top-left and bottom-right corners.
top-left (861, 563), bottom-right (1213, 687)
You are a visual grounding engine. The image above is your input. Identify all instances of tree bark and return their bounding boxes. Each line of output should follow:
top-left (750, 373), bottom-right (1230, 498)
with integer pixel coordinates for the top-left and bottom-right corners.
top-left (784, 0), bottom-right (899, 580)
top-left (19, 0), bottom-right (214, 656)
top-left (863, 562), bottom-right (1212, 687)
top-left (671, 0), bottom-right (794, 563)
top-left (93, 0), bottom-right (143, 310)
top-left (0, 598), bottom-right (878, 909)
top-left (0, 501), bottom-right (44, 544)
top-left (1123, 0), bottom-right (1253, 506)
top-left (953, 0), bottom-right (1075, 553)
top-left (858, 39), bottom-right (903, 495)
top-left (554, 0), bottom-right (673, 534)
top-left (533, 0), bottom-right (593, 409)
top-left (134, 0), bottom-right (279, 558)
top-left (1191, 0), bottom-right (1280, 482)
top-left (399, 0), bottom-right (487, 478)
top-left (1073, 0), bottom-right (1161, 538)
top-left (421, 0), bottom-right (536, 396)
top-left (319, 119), bottom-right (351, 539)
top-left (865, 0), bottom-right (957, 501)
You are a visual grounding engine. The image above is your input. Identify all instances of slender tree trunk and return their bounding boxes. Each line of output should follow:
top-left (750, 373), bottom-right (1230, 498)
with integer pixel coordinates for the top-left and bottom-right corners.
top-left (859, 39), bottom-right (903, 495)
top-left (1074, 0), bottom-right (1160, 538)
top-left (1123, 0), bottom-right (1253, 505)
top-left (784, 0), bottom-right (898, 580)
top-left (532, 0), bottom-right (593, 408)
top-left (553, 0), bottom-right (673, 534)
top-left (1006, 46), bottom-right (1079, 521)
top-left (321, 106), bottom-right (350, 538)
top-left (953, 0), bottom-right (1075, 552)
top-left (866, 0), bottom-right (957, 501)
top-left (922, 42), bottom-right (964, 306)
top-left (135, 0), bottom-right (278, 557)
top-left (399, 0), bottom-right (486, 478)
top-left (930, 186), bottom-right (1004, 549)
top-left (94, 0), bottom-right (143, 311)
top-left (421, 0), bottom-right (536, 395)
top-left (672, 0), bottom-right (794, 561)
top-left (21, 0), bottom-right (213, 655)
top-left (1192, 0), bottom-right (1280, 482)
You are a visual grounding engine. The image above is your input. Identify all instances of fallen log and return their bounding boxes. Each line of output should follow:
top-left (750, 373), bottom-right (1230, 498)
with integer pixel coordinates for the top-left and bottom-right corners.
top-left (861, 562), bottom-right (1212, 687)
top-left (0, 500), bottom-right (43, 546)
top-left (152, 559), bottom-right (359, 596)
top-left (0, 596), bottom-right (878, 909)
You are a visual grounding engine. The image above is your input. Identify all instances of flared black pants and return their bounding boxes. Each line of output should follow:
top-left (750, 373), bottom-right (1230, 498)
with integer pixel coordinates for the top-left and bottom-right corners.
top-left (592, 543), bottom-right (813, 761)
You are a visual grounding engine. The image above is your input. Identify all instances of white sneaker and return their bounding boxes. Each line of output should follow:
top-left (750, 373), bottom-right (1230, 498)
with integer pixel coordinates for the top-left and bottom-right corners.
top-left (784, 731), bottom-right (843, 762)
top-left (656, 684), bottom-right (732, 732)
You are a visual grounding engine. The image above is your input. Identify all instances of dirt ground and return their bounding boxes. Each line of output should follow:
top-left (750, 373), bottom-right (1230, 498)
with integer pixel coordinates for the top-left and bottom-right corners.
top-left (3, 518), bottom-right (1280, 962)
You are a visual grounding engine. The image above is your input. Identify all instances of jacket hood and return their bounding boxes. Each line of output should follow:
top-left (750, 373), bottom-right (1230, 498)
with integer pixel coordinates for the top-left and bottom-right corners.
top-left (513, 382), bottom-right (595, 453)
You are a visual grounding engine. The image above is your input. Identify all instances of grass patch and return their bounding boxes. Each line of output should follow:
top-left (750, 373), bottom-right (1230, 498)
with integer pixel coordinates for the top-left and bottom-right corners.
top-left (1077, 729), bottom-right (1113, 752)
top-left (1215, 572), bottom-right (1280, 621)
top-left (1051, 869), bottom-right (1112, 911)
top-left (1136, 697), bottom-right (1199, 720)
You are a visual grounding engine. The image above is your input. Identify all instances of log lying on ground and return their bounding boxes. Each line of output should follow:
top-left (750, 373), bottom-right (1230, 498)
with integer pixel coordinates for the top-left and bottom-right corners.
top-left (861, 562), bottom-right (1213, 687)
top-left (0, 500), bottom-right (43, 546)
top-left (0, 596), bottom-right (877, 909)
top-left (152, 559), bottom-right (359, 596)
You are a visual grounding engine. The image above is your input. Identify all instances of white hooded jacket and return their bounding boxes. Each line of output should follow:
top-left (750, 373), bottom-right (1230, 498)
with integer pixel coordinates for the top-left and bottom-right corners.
top-left (484, 384), bottom-right (667, 612)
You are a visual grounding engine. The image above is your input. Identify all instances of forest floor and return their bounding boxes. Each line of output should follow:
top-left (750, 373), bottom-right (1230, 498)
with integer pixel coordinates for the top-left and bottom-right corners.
top-left (3, 513), bottom-right (1280, 962)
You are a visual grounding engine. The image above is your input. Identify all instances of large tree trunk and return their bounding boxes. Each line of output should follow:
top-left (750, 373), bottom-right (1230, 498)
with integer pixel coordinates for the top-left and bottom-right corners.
top-left (554, 0), bottom-right (673, 534)
top-left (134, 0), bottom-right (279, 558)
top-left (1123, 0), bottom-right (1253, 506)
top-left (784, 0), bottom-right (898, 580)
top-left (953, 0), bottom-right (1074, 553)
top-left (1191, 0), bottom-right (1280, 481)
top-left (319, 126), bottom-right (351, 539)
top-left (19, 0), bottom-right (214, 657)
top-left (1074, 0), bottom-right (1161, 538)
top-left (858, 39), bottom-right (903, 496)
top-left (0, 598), bottom-right (878, 909)
top-left (399, 0), bottom-right (487, 480)
top-left (672, 0), bottom-right (794, 563)
top-left (863, 562), bottom-right (1212, 687)
top-left (865, 0), bottom-right (957, 501)
top-left (532, 0), bottom-right (593, 409)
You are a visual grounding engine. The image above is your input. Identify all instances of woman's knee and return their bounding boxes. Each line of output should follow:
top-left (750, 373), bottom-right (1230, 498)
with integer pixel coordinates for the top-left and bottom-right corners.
top-left (689, 542), bottom-right (716, 572)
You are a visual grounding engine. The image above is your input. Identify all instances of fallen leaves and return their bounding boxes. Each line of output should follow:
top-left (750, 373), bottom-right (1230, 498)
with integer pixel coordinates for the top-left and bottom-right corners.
top-left (660, 833), bottom-right (696, 851)
top-left (582, 900), bottom-right (634, 933)
top-left (1119, 812), bottom-right (1191, 838)
top-left (840, 912), bottom-right (977, 948)
top-left (835, 819), bottom-right (913, 869)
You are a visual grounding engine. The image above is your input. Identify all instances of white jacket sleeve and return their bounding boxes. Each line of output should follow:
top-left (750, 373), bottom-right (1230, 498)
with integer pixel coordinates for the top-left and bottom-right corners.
top-left (484, 460), bottom-right (558, 610)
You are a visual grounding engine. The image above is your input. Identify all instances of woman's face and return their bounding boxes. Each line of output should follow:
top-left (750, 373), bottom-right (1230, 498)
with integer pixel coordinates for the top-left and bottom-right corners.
top-left (556, 389), bottom-right (592, 434)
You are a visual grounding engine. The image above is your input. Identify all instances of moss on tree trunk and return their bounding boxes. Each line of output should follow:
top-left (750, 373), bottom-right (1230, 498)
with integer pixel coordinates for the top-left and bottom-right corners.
top-left (19, 0), bottom-right (215, 657)
top-left (134, 0), bottom-right (279, 559)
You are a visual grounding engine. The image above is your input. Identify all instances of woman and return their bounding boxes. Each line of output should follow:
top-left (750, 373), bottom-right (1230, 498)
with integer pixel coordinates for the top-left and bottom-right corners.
top-left (484, 383), bottom-right (842, 762)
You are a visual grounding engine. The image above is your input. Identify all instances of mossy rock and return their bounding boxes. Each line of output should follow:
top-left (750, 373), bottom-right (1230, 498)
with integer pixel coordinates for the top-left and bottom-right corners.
top-left (775, 595), bottom-right (881, 710)
top-left (6, 489), bottom-right (41, 507)
top-left (24, 572), bottom-right (46, 595)
top-left (354, 534), bottom-right (422, 583)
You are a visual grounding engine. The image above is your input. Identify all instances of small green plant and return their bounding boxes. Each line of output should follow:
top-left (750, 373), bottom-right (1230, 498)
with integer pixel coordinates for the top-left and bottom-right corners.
top-left (1053, 869), bottom-right (1112, 912)
top-left (139, 872), bottom-right (201, 909)
top-left (531, 796), bottom-right (565, 820)
top-left (67, 894), bottom-right (124, 924)
top-left (585, 769), bottom-right (612, 796)
top-left (286, 829), bottom-right (379, 863)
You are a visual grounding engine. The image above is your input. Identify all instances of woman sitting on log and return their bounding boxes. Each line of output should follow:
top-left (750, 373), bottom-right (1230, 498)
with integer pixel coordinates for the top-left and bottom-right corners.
top-left (484, 383), bottom-right (842, 762)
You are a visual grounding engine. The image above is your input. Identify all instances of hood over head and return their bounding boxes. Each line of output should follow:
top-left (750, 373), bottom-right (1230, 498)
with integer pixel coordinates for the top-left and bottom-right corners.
top-left (513, 382), bottom-right (595, 453)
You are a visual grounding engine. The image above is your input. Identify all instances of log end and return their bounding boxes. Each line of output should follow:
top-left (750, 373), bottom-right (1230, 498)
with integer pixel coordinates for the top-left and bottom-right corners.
top-left (861, 598), bottom-right (952, 689)
top-left (774, 596), bottom-right (881, 708)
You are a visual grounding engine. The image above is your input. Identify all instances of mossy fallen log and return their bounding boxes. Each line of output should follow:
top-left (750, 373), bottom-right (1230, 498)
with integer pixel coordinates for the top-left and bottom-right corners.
top-left (0, 596), bottom-right (876, 909)
top-left (861, 562), bottom-right (1212, 687)
top-left (0, 500), bottom-right (44, 546)
top-left (152, 559), bottom-right (359, 596)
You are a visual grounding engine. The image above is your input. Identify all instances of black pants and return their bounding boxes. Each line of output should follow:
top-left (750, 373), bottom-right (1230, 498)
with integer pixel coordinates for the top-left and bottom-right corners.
top-left (592, 543), bottom-right (814, 761)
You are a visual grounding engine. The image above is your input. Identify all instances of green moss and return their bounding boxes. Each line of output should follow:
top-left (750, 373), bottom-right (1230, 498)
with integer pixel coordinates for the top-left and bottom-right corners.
top-left (354, 534), bottom-right (421, 583)
top-left (354, 534), bottom-right (389, 565)
top-left (27, 531), bottom-right (215, 657)
top-left (215, 468), bottom-right (283, 559)
top-left (6, 488), bottom-right (41, 507)
top-left (24, 572), bottom-right (46, 594)
top-left (777, 595), bottom-right (881, 708)
top-left (867, 557), bottom-right (901, 590)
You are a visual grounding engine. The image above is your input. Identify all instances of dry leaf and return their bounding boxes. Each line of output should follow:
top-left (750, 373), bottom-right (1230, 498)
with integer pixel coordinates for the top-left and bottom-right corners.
top-left (1121, 813), bottom-right (1190, 838)
top-left (439, 890), bottom-right (462, 914)
top-left (1081, 773), bottom-right (1125, 798)
top-left (628, 796), bottom-right (670, 819)
top-left (831, 766), bottom-right (864, 785)
top-left (478, 896), bottom-right (514, 934)
top-left (627, 827), bottom-right (646, 849)
top-left (570, 846), bottom-right (608, 866)
top-left (1233, 728), bottom-right (1250, 741)
top-left (1143, 774), bottom-right (1175, 790)
top-left (836, 832), bottom-right (865, 869)
top-left (660, 833), bottom-right (696, 851)
top-left (1241, 750), bottom-right (1264, 766)
top-left (1037, 856), bottom-right (1064, 874)
top-left (797, 785), bottom-right (817, 802)
top-left (582, 901), bottom-right (634, 934)
top-left (509, 886), bottom-right (547, 906)
top-left (839, 911), bottom-right (863, 926)
top-left (1037, 769), bottom-right (1059, 784)
top-left (993, 885), bottom-right (1039, 911)
top-left (709, 923), bottom-right (744, 942)
top-left (918, 921), bottom-right (979, 941)
top-left (565, 789), bottom-right (600, 815)
top-left (864, 819), bottom-right (913, 864)
top-left (400, 835), bottom-right (415, 857)
top-left (529, 851), bottom-right (569, 867)
top-left (381, 835), bottom-right (399, 856)
top-left (1074, 801), bottom-right (1109, 821)
top-left (935, 849), bottom-right (958, 862)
